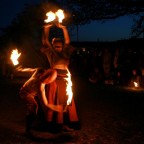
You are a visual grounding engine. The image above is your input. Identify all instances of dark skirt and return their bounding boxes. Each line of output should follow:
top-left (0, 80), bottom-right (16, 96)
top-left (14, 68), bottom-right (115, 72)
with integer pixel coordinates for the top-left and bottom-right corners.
top-left (45, 69), bottom-right (79, 124)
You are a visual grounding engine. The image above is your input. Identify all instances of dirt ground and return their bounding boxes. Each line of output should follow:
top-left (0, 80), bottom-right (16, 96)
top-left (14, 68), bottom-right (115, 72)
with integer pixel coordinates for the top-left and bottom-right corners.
top-left (0, 76), bottom-right (144, 144)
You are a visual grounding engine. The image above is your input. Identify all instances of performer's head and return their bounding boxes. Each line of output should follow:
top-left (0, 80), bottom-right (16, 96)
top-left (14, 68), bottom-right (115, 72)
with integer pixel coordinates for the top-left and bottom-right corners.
top-left (32, 68), bottom-right (45, 78)
top-left (52, 37), bottom-right (64, 52)
top-left (32, 68), bottom-right (57, 84)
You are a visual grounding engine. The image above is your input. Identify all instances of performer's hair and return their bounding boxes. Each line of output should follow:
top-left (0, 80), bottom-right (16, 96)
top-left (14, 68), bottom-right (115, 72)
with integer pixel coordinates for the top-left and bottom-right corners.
top-left (32, 68), bottom-right (45, 78)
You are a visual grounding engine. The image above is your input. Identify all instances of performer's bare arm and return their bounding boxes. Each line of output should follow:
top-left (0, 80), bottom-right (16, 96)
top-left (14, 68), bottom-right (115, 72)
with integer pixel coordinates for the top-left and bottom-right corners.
top-left (16, 66), bottom-right (36, 72)
top-left (39, 69), bottom-right (62, 112)
top-left (42, 24), bottom-right (53, 47)
top-left (41, 69), bottom-right (57, 84)
top-left (40, 83), bottom-right (63, 112)
top-left (39, 69), bottom-right (63, 112)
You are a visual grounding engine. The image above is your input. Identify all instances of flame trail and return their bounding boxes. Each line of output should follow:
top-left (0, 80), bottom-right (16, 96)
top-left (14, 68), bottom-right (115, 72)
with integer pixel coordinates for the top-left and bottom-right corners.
top-left (64, 69), bottom-right (73, 105)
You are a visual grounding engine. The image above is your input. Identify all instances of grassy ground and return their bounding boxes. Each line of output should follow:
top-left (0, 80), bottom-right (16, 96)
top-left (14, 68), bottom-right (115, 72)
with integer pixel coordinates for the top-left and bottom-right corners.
top-left (0, 76), bottom-right (144, 144)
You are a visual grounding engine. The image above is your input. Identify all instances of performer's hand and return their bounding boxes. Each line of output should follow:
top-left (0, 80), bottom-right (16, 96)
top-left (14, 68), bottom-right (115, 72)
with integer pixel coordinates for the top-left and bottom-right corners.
top-left (55, 23), bottom-right (66, 29)
top-left (56, 105), bottom-right (63, 112)
top-left (48, 104), bottom-right (63, 113)
top-left (63, 105), bottom-right (68, 112)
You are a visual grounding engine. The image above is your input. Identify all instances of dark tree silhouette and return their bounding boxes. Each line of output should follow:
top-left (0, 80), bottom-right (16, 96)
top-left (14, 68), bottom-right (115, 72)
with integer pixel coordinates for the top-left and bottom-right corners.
top-left (64, 0), bottom-right (144, 37)
top-left (1, 0), bottom-right (144, 49)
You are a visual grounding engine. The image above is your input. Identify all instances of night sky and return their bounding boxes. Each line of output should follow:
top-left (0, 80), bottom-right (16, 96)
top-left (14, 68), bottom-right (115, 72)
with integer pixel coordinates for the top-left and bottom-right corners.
top-left (0, 0), bottom-right (134, 42)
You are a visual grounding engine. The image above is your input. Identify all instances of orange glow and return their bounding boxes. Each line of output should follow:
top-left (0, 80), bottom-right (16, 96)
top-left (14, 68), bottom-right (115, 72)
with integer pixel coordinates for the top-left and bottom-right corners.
top-left (55, 9), bottom-right (64, 23)
top-left (10, 49), bottom-right (21, 66)
top-left (64, 69), bottom-right (73, 105)
top-left (134, 81), bottom-right (138, 87)
top-left (44, 9), bottom-right (65, 23)
top-left (44, 11), bottom-right (56, 23)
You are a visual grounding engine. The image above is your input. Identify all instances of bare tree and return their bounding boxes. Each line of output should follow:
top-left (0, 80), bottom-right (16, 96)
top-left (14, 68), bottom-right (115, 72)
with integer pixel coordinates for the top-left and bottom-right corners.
top-left (1, 0), bottom-right (144, 47)
top-left (64, 0), bottom-right (144, 37)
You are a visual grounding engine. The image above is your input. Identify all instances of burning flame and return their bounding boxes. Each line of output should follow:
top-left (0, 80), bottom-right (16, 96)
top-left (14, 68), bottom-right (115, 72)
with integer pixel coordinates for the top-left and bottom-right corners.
top-left (10, 49), bottom-right (21, 66)
top-left (64, 69), bottom-right (73, 105)
top-left (134, 81), bottom-right (138, 87)
top-left (44, 9), bottom-right (65, 23)
top-left (44, 11), bottom-right (56, 23)
top-left (55, 9), bottom-right (64, 23)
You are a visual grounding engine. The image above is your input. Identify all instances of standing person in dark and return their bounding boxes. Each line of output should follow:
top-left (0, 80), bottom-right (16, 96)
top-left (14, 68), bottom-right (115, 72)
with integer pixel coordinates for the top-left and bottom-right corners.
top-left (41, 23), bottom-right (80, 133)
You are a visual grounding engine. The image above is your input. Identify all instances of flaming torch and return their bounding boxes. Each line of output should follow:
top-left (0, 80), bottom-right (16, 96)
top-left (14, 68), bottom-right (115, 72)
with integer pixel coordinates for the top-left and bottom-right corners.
top-left (10, 49), bottom-right (21, 66)
top-left (63, 69), bottom-right (73, 111)
top-left (44, 9), bottom-right (65, 23)
top-left (55, 9), bottom-right (64, 23)
top-left (134, 81), bottom-right (139, 88)
top-left (44, 11), bottom-right (56, 23)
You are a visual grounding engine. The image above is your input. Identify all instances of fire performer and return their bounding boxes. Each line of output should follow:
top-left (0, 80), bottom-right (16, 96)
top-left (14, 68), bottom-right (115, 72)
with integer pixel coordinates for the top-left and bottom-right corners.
top-left (41, 22), bottom-right (80, 133)
top-left (20, 68), bottom-right (63, 135)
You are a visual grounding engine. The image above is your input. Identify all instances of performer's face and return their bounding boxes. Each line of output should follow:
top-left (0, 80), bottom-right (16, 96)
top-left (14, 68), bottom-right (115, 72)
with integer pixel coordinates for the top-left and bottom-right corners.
top-left (53, 42), bottom-right (63, 52)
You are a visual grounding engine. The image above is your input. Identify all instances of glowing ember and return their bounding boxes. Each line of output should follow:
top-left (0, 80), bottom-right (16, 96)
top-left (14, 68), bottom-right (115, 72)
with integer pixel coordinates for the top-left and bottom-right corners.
top-left (44, 11), bottom-right (56, 23)
top-left (64, 69), bottom-right (73, 105)
top-left (44, 9), bottom-right (65, 23)
top-left (134, 81), bottom-right (138, 87)
top-left (55, 9), bottom-right (64, 23)
top-left (10, 49), bottom-right (21, 66)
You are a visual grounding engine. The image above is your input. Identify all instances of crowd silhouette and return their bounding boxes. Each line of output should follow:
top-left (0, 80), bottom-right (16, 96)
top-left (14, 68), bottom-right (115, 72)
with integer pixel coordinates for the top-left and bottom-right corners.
top-left (69, 46), bottom-right (144, 87)
top-left (1, 43), bottom-right (144, 88)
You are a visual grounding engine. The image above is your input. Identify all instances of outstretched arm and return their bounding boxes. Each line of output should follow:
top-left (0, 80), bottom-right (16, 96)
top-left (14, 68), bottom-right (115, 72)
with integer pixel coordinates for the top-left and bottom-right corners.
top-left (42, 24), bottom-right (52, 47)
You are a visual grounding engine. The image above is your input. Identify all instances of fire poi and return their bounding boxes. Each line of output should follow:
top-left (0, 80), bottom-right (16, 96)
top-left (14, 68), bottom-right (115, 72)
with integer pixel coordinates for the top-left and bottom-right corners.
top-left (44, 11), bottom-right (56, 23)
top-left (10, 49), bottom-right (21, 66)
top-left (44, 9), bottom-right (65, 23)
top-left (64, 69), bottom-right (73, 105)
top-left (133, 81), bottom-right (139, 88)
